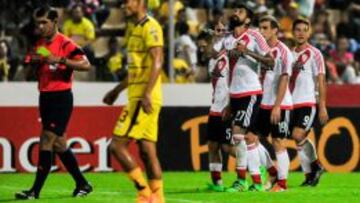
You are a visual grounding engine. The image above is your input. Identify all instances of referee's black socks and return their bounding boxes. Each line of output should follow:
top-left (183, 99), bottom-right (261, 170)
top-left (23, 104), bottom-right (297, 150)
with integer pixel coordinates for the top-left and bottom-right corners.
top-left (31, 150), bottom-right (52, 197)
top-left (58, 149), bottom-right (88, 187)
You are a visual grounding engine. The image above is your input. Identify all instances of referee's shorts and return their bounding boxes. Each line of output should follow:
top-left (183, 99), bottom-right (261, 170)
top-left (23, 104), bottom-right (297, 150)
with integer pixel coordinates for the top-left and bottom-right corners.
top-left (39, 89), bottom-right (73, 136)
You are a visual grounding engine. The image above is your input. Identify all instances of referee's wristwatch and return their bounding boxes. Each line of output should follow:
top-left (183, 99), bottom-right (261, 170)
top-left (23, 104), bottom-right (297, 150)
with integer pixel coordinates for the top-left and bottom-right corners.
top-left (59, 57), bottom-right (67, 65)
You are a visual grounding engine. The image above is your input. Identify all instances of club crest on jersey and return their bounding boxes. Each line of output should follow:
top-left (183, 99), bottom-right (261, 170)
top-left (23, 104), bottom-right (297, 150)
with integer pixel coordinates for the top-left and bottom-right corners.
top-left (49, 64), bottom-right (58, 72)
top-left (150, 27), bottom-right (159, 42)
top-left (237, 34), bottom-right (250, 47)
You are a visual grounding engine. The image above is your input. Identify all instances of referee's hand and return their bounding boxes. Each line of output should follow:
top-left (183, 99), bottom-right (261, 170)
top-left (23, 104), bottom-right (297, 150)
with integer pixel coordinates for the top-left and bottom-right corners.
top-left (103, 89), bottom-right (119, 105)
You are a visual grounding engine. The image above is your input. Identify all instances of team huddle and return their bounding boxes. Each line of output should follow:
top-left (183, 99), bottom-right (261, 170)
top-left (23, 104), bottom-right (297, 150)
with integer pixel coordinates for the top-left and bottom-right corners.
top-left (12, 0), bottom-right (329, 202)
top-left (205, 3), bottom-right (329, 193)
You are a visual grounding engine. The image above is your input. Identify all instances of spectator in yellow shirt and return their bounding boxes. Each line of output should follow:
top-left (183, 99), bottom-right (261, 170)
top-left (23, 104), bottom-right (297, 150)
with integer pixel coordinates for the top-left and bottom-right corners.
top-left (279, 2), bottom-right (300, 39)
top-left (105, 37), bottom-right (126, 82)
top-left (158, 0), bottom-right (184, 24)
top-left (63, 4), bottom-right (96, 65)
top-left (0, 40), bottom-right (10, 81)
top-left (173, 58), bottom-right (194, 83)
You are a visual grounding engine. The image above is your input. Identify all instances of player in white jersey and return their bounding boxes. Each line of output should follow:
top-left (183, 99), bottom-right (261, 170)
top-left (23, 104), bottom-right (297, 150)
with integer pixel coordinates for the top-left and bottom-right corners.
top-left (248, 16), bottom-right (294, 192)
top-left (290, 18), bottom-right (328, 186)
top-left (220, 3), bottom-right (274, 192)
top-left (201, 21), bottom-right (235, 192)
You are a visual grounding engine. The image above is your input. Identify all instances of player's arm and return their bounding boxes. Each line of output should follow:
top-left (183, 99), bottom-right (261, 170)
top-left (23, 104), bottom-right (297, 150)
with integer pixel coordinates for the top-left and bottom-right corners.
top-left (317, 73), bottom-right (328, 124)
top-left (314, 51), bottom-right (329, 124)
top-left (142, 46), bottom-right (163, 114)
top-left (271, 74), bottom-right (289, 124)
top-left (103, 75), bottom-right (129, 105)
top-left (237, 43), bottom-right (274, 68)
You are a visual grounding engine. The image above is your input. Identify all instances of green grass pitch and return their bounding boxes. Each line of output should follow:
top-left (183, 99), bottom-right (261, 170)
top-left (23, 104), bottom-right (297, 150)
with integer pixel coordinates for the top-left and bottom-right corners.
top-left (0, 172), bottom-right (359, 203)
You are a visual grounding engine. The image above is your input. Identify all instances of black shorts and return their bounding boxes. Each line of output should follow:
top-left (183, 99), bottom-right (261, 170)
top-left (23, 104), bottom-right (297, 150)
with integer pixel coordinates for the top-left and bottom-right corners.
top-left (207, 115), bottom-right (232, 144)
top-left (249, 108), bottom-right (291, 139)
top-left (230, 95), bottom-right (261, 130)
top-left (291, 106), bottom-right (317, 132)
top-left (39, 90), bottom-right (73, 136)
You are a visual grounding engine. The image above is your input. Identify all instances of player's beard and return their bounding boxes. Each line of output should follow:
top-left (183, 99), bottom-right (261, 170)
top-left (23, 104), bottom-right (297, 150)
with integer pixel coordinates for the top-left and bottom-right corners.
top-left (228, 15), bottom-right (245, 31)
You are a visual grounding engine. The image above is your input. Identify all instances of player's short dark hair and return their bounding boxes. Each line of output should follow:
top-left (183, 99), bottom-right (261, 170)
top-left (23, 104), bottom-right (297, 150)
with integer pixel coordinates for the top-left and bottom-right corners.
top-left (233, 2), bottom-right (254, 22)
top-left (292, 18), bottom-right (311, 31)
top-left (197, 31), bottom-right (212, 42)
top-left (34, 5), bottom-right (58, 21)
top-left (259, 15), bottom-right (280, 30)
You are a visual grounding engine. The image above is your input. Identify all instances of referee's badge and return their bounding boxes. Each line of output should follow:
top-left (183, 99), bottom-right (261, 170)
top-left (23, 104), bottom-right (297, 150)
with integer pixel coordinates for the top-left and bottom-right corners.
top-left (49, 64), bottom-right (57, 72)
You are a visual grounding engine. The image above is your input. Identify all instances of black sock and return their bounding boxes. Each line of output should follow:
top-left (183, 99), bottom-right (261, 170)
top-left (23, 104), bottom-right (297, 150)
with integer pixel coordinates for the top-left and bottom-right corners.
top-left (31, 150), bottom-right (52, 196)
top-left (58, 149), bottom-right (87, 187)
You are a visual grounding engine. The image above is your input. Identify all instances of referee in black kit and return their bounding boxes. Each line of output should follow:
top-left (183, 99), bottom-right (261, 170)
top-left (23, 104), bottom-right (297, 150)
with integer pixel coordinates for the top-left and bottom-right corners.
top-left (15, 6), bottom-right (92, 199)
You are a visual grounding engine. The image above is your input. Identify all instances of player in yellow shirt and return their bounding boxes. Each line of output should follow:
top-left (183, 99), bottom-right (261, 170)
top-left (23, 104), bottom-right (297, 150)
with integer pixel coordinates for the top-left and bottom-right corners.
top-left (103, 0), bottom-right (164, 203)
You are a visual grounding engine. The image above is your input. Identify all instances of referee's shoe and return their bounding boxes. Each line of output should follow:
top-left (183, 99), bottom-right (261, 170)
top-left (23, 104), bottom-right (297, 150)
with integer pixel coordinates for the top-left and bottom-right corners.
top-left (73, 183), bottom-right (93, 197)
top-left (15, 190), bottom-right (38, 200)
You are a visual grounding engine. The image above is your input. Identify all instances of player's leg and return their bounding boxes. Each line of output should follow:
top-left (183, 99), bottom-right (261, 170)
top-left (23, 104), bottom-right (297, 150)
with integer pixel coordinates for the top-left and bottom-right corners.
top-left (111, 102), bottom-right (153, 202)
top-left (249, 108), bottom-right (277, 189)
top-left (269, 138), bottom-right (289, 192)
top-left (257, 139), bottom-right (277, 188)
top-left (54, 135), bottom-right (92, 197)
top-left (269, 110), bottom-right (290, 192)
top-left (227, 96), bottom-right (260, 192)
top-left (138, 140), bottom-right (164, 203)
top-left (292, 107), bottom-right (323, 186)
top-left (110, 136), bottom-right (152, 199)
top-left (244, 96), bottom-right (263, 191)
top-left (221, 144), bottom-right (236, 157)
top-left (208, 141), bottom-right (224, 187)
top-left (227, 123), bottom-right (248, 192)
top-left (220, 119), bottom-right (236, 158)
top-left (245, 132), bottom-right (264, 191)
top-left (259, 143), bottom-right (278, 190)
top-left (206, 116), bottom-right (226, 191)
top-left (137, 103), bottom-right (165, 202)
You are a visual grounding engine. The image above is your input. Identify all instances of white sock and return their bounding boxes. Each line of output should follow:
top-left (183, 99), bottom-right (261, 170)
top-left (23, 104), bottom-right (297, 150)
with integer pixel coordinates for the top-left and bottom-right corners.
top-left (247, 144), bottom-right (260, 175)
top-left (303, 139), bottom-right (318, 162)
top-left (209, 163), bottom-right (222, 172)
top-left (209, 163), bottom-right (223, 185)
top-left (298, 146), bottom-right (311, 174)
top-left (234, 134), bottom-right (247, 171)
top-left (276, 150), bottom-right (290, 180)
top-left (258, 143), bottom-right (273, 169)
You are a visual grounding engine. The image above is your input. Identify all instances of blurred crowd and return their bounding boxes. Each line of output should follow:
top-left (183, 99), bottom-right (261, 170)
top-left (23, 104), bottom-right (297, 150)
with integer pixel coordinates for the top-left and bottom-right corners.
top-left (0, 0), bottom-right (359, 84)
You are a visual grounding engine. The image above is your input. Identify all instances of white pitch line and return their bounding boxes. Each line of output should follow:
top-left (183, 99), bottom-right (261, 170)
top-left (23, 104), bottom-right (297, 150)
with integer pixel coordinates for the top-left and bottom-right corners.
top-left (0, 185), bottom-right (208, 203)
